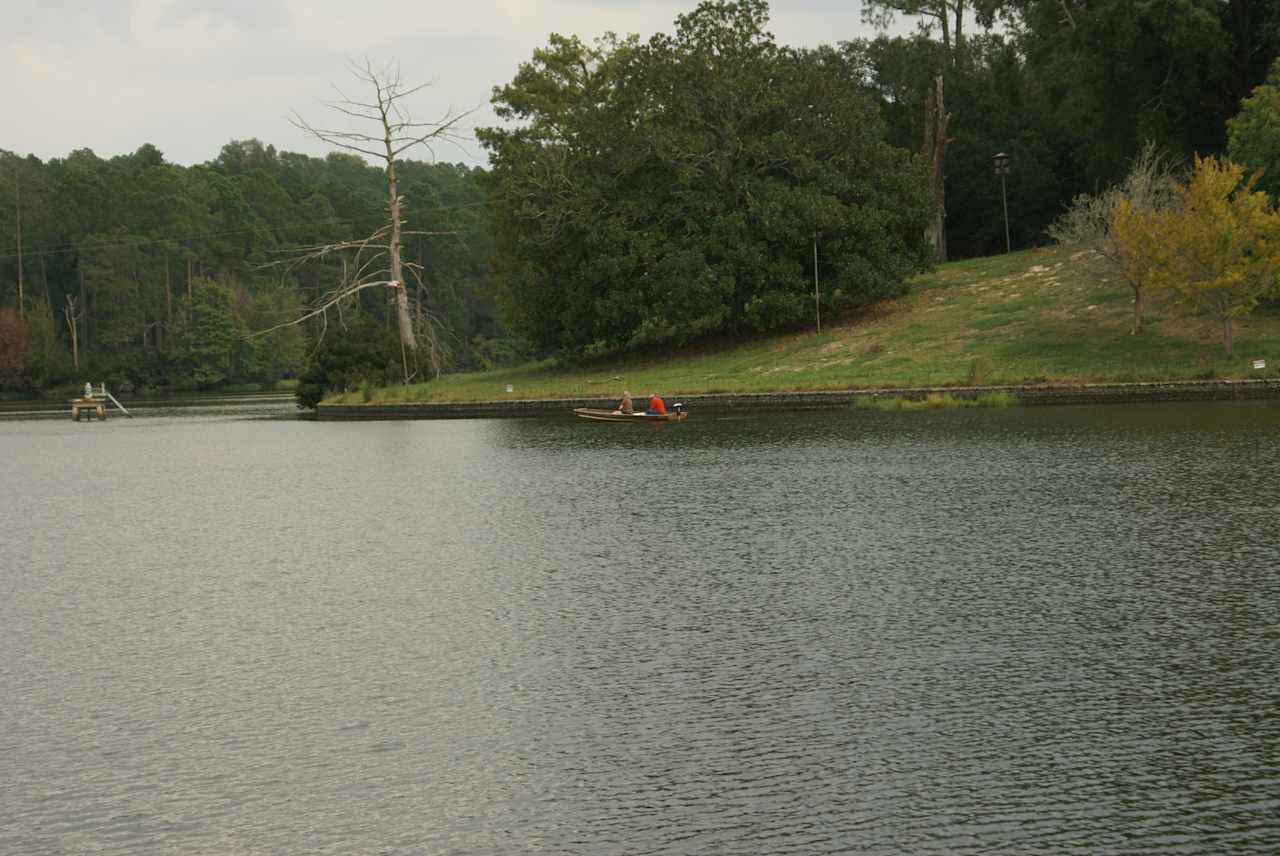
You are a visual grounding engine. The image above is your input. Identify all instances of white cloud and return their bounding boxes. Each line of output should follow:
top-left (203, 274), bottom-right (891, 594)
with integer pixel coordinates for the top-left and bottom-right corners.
top-left (1, 0), bottom-right (897, 167)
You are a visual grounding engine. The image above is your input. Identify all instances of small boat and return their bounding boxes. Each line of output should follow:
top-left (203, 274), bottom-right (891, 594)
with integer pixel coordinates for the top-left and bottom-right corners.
top-left (574, 407), bottom-right (687, 422)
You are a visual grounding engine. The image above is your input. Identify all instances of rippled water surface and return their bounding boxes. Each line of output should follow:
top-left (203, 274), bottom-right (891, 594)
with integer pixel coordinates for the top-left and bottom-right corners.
top-left (2, 403), bottom-right (1278, 855)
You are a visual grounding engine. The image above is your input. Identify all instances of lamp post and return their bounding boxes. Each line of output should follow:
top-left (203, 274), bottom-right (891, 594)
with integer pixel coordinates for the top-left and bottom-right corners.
top-left (993, 152), bottom-right (1011, 253)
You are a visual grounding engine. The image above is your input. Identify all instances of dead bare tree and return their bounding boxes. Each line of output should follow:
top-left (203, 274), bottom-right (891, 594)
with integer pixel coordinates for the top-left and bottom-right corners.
top-left (255, 214), bottom-right (461, 380)
top-left (922, 74), bottom-right (951, 262)
top-left (14, 173), bottom-right (23, 320)
top-left (288, 60), bottom-right (473, 383)
top-left (861, 8), bottom-right (956, 262)
top-left (63, 294), bottom-right (81, 370)
top-left (862, 1), bottom-right (970, 56)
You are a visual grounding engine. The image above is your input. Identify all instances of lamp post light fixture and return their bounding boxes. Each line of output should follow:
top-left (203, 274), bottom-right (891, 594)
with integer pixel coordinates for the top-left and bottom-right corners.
top-left (993, 152), bottom-right (1011, 254)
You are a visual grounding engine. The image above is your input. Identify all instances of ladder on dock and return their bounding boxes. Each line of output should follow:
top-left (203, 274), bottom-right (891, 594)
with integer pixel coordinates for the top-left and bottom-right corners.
top-left (71, 383), bottom-right (133, 420)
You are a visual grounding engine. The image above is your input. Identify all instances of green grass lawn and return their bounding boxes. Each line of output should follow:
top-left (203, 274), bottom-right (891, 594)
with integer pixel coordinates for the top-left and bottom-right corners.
top-left (330, 245), bottom-right (1280, 405)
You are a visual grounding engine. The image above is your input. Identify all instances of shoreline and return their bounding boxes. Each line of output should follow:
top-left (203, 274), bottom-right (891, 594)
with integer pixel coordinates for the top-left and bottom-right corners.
top-left (316, 378), bottom-right (1280, 420)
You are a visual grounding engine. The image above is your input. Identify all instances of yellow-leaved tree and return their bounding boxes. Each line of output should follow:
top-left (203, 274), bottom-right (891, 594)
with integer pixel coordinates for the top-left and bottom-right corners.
top-left (1111, 194), bottom-right (1168, 331)
top-left (1052, 143), bottom-right (1179, 334)
top-left (1119, 156), bottom-right (1280, 356)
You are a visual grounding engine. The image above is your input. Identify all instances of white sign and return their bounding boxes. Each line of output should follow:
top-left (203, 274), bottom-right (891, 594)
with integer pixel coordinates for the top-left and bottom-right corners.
top-left (1252, 359), bottom-right (1266, 370)
top-left (505, 384), bottom-right (514, 393)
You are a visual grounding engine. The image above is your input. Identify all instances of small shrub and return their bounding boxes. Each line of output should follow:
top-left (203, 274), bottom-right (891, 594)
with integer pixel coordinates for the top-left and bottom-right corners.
top-left (296, 319), bottom-right (401, 409)
top-left (853, 391), bottom-right (1021, 411)
top-left (469, 335), bottom-right (525, 370)
top-left (974, 392), bottom-right (1020, 407)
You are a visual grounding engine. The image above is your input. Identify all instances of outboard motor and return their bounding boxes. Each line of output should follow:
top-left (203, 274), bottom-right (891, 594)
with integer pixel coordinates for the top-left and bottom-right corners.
top-left (673, 402), bottom-right (684, 414)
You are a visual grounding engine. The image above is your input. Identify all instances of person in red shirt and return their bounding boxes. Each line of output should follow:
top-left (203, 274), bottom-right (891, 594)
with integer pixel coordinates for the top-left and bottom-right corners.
top-left (646, 393), bottom-right (666, 415)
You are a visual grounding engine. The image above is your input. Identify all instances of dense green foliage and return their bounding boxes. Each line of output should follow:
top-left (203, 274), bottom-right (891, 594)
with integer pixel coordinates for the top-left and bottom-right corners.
top-left (847, 0), bottom-right (1280, 258)
top-left (1007, 0), bottom-right (1280, 186)
top-left (480, 0), bottom-right (933, 357)
top-left (1229, 59), bottom-right (1280, 198)
top-left (0, 307), bottom-right (24, 388)
top-left (4, 0), bottom-right (1279, 382)
top-left (0, 140), bottom-right (497, 394)
top-left (295, 318), bottom-right (403, 408)
top-left (1111, 155), bottom-right (1280, 355)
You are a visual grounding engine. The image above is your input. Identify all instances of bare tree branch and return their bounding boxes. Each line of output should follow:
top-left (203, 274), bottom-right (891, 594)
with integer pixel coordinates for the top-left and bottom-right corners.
top-left (247, 280), bottom-right (402, 339)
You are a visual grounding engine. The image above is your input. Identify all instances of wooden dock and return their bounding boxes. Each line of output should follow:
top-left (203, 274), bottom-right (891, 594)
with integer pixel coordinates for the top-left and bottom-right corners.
top-left (71, 384), bottom-right (132, 421)
top-left (71, 397), bottom-right (107, 421)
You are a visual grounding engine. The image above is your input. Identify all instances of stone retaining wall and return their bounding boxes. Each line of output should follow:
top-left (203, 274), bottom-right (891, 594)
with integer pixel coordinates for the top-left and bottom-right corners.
top-left (316, 379), bottom-right (1280, 420)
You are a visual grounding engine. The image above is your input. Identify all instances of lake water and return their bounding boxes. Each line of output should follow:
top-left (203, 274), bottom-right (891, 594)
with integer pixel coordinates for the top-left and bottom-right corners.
top-left (0, 390), bottom-right (299, 422)
top-left (1, 401), bottom-right (1278, 855)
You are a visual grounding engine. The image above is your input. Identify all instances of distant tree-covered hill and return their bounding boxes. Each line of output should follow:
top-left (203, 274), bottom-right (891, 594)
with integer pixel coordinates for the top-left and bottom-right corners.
top-left (0, 139), bottom-right (501, 392)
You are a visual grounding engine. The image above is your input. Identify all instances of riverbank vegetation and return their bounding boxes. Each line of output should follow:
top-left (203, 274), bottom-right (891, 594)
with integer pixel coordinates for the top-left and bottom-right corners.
top-left (852, 392), bottom-right (1023, 411)
top-left (0, 141), bottom-right (497, 395)
top-left (3, 1), bottom-right (1280, 406)
top-left (326, 244), bottom-right (1280, 404)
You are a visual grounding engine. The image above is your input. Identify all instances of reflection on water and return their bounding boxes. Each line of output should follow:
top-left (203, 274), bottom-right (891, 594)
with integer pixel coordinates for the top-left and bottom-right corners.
top-left (1, 402), bottom-right (1278, 855)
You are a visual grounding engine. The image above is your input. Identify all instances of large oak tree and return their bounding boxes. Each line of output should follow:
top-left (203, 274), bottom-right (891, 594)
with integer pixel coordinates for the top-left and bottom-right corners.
top-left (480, 0), bottom-right (932, 357)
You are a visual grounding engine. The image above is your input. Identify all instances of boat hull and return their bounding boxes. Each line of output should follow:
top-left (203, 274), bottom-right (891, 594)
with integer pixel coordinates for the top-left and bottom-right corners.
top-left (574, 408), bottom-right (687, 422)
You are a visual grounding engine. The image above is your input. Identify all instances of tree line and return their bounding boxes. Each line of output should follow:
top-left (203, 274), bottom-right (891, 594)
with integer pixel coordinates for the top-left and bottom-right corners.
top-left (479, 0), bottom-right (1280, 357)
top-left (4, 0), bottom-right (1279, 394)
top-left (0, 139), bottom-right (497, 393)
top-left (838, 0), bottom-right (1280, 260)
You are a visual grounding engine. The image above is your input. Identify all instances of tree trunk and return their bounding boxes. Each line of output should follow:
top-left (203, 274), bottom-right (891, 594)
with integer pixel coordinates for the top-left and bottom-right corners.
top-left (64, 295), bottom-right (79, 371)
top-left (40, 253), bottom-right (51, 307)
top-left (384, 148), bottom-right (418, 360)
top-left (415, 267), bottom-right (423, 331)
top-left (1223, 315), bottom-right (1234, 356)
top-left (15, 178), bottom-right (23, 319)
top-left (1131, 284), bottom-right (1143, 334)
top-left (164, 255), bottom-right (172, 350)
top-left (79, 255), bottom-right (89, 351)
top-left (1057, 0), bottom-right (1077, 29)
top-left (922, 74), bottom-right (950, 262)
top-left (286, 62), bottom-right (469, 383)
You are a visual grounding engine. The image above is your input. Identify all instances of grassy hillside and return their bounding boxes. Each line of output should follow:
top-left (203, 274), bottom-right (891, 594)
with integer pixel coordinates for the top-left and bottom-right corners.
top-left (331, 246), bottom-right (1280, 404)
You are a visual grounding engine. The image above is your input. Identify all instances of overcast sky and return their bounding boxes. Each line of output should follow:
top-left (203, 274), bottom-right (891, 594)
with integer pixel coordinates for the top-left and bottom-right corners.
top-left (2, 0), bottom-right (908, 168)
